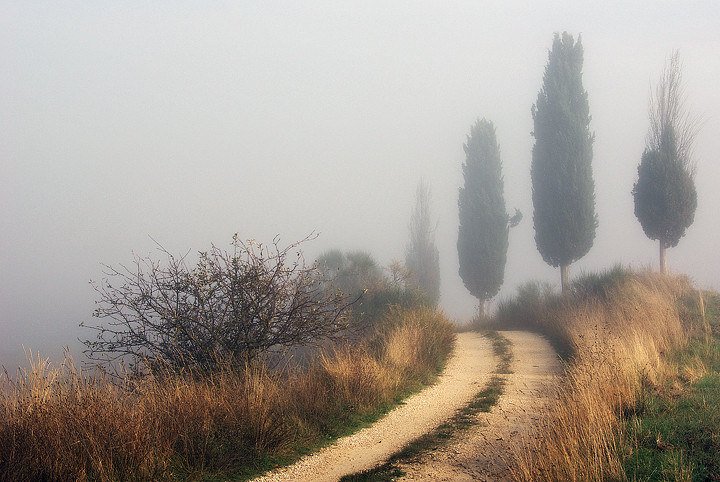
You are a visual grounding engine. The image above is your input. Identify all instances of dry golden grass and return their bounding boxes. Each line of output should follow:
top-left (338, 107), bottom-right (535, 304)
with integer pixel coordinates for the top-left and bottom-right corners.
top-left (0, 305), bottom-right (455, 481)
top-left (0, 353), bottom-right (173, 480)
top-left (506, 270), bottom-right (693, 481)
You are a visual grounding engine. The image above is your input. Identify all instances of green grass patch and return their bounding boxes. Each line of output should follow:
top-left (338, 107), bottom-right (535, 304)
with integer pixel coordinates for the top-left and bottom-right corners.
top-left (622, 290), bottom-right (720, 481)
top-left (341, 331), bottom-right (513, 481)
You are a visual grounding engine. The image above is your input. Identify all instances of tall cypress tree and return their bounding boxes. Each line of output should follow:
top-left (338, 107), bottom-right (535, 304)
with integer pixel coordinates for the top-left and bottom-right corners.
top-left (531, 32), bottom-right (596, 292)
top-left (458, 119), bottom-right (520, 317)
top-left (632, 52), bottom-right (698, 274)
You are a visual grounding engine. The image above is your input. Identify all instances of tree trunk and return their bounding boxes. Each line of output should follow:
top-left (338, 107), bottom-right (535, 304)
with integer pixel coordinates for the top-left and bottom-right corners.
top-left (560, 264), bottom-right (570, 293)
top-left (659, 240), bottom-right (667, 274)
top-left (478, 299), bottom-right (489, 319)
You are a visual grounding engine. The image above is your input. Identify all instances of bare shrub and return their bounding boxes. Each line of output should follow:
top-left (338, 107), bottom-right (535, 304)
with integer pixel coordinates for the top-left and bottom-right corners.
top-left (82, 235), bottom-right (352, 373)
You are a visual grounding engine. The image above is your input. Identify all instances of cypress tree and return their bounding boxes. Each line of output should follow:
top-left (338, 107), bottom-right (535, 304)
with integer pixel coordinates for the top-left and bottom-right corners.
top-left (458, 119), bottom-right (520, 316)
top-left (632, 52), bottom-right (698, 273)
top-left (531, 32), bottom-right (596, 291)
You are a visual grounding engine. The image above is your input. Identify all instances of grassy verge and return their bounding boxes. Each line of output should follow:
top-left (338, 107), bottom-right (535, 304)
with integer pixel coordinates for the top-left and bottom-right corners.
top-left (340, 330), bottom-right (512, 481)
top-left (0, 306), bottom-right (455, 481)
top-left (621, 290), bottom-right (720, 480)
top-left (490, 267), bottom-right (705, 481)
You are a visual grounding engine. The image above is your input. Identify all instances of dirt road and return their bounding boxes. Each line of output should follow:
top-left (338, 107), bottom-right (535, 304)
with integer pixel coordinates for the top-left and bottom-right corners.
top-left (253, 330), bottom-right (560, 481)
top-left (398, 330), bottom-right (562, 480)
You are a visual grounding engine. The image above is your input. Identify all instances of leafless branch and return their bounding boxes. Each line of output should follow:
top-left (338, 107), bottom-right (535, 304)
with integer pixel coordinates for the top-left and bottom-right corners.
top-left (647, 51), bottom-right (702, 176)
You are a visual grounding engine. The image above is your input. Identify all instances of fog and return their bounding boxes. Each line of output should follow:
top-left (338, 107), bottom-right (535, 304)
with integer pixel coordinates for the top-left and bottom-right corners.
top-left (2, 2), bottom-right (719, 370)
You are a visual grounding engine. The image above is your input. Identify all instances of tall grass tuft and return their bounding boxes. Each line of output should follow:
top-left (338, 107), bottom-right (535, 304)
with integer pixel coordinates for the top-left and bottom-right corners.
top-left (499, 268), bottom-right (692, 481)
top-left (0, 306), bottom-right (455, 480)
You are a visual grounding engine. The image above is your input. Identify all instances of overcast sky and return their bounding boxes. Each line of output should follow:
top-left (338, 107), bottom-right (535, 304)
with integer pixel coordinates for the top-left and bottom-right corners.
top-left (2, 1), bottom-right (719, 370)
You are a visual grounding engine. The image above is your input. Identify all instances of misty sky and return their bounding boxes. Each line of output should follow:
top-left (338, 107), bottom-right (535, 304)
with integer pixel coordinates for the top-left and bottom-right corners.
top-left (2, 1), bottom-right (719, 370)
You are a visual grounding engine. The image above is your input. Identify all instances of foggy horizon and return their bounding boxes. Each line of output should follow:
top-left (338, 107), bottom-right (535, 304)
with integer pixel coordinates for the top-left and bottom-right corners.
top-left (2, 2), bottom-right (719, 370)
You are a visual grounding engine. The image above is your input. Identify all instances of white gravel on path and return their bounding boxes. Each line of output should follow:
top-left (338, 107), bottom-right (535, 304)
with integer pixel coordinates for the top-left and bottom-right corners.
top-left (252, 331), bottom-right (495, 482)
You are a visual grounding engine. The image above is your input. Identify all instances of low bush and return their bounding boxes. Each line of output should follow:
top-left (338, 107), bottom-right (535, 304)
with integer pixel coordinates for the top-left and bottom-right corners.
top-left (314, 249), bottom-right (433, 336)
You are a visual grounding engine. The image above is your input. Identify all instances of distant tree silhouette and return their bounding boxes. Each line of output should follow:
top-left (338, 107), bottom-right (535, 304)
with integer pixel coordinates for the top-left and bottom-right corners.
top-left (531, 32), bottom-right (596, 292)
top-left (405, 179), bottom-right (441, 306)
top-left (315, 249), bottom-right (427, 330)
top-left (633, 52), bottom-right (698, 274)
top-left (315, 249), bottom-right (384, 300)
top-left (457, 119), bottom-right (521, 317)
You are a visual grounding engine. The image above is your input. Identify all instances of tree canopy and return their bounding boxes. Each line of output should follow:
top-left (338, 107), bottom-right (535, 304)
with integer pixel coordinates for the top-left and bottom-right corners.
top-left (531, 32), bottom-right (596, 291)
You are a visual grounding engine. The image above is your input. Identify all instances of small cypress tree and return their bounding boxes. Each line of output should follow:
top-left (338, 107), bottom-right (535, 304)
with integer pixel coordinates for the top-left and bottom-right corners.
top-left (457, 119), bottom-right (520, 317)
top-left (531, 32), bottom-right (596, 291)
top-left (633, 52), bottom-right (698, 273)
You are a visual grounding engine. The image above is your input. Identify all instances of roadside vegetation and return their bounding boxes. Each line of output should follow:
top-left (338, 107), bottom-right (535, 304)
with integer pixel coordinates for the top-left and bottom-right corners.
top-left (0, 305), bottom-right (454, 481)
top-left (487, 266), bottom-right (716, 480)
top-left (622, 289), bottom-right (720, 480)
top-left (0, 238), bottom-right (455, 481)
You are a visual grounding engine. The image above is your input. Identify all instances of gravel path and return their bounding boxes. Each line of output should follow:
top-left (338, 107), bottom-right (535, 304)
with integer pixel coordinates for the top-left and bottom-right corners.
top-left (397, 330), bottom-right (562, 481)
top-left (252, 331), bottom-right (495, 482)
